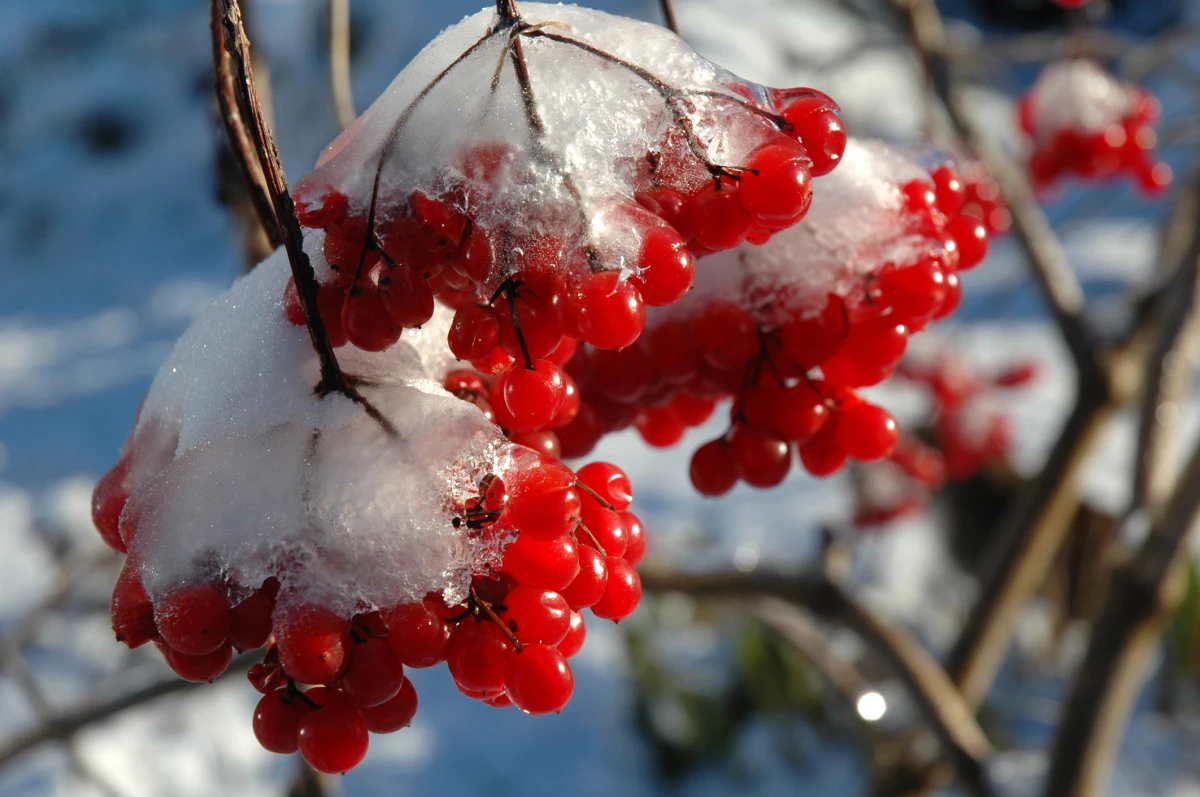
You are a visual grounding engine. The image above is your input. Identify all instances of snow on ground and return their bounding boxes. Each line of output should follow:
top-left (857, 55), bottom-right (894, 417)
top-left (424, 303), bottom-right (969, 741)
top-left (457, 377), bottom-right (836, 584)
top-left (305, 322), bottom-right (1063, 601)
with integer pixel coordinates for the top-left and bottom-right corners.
top-left (2, 0), bottom-right (1198, 795)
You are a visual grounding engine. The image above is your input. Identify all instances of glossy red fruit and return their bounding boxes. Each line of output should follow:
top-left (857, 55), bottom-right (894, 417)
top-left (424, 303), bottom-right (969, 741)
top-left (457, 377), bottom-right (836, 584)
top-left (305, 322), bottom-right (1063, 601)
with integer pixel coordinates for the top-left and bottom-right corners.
top-left (501, 533), bottom-right (581, 591)
top-left (297, 703), bottom-right (369, 774)
top-left (738, 144), bottom-right (814, 221)
top-left (835, 400), bottom-right (899, 461)
top-left (689, 439), bottom-right (738, 497)
top-left (561, 545), bottom-right (608, 610)
top-left (591, 558), bottom-right (642, 621)
top-left (253, 689), bottom-right (313, 754)
top-left (155, 584), bottom-right (230, 657)
top-left (575, 462), bottom-right (633, 510)
top-left (946, 215), bottom-right (988, 270)
top-left (446, 621), bottom-right (515, 694)
top-left (579, 502), bottom-right (628, 558)
top-left (557, 611), bottom-right (587, 658)
top-left (729, 426), bottom-right (791, 488)
top-left (636, 406), bottom-right (686, 448)
top-left (820, 317), bottom-right (908, 388)
top-left (379, 266), bottom-right (435, 328)
top-left (504, 644), bottom-right (574, 715)
top-left (228, 580), bottom-right (278, 652)
top-left (276, 605), bottom-right (351, 685)
top-left (504, 461), bottom-right (582, 540)
top-left (782, 96), bottom-right (847, 176)
top-left (798, 422), bottom-right (847, 477)
top-left (620, 511), bottom-right (646, 565)
top-left (931, 166), bottom-right (965, 214)
top-left (385, 598), bottom-right (451, 668)
top-left (449, 304), bottom-right (500, 361)
top-left (361, 676), bottom-right (419, 733)
top-left (339, 636), bottom-right (405, 708)
top-left (694, 301), bottom-right (758, 369)
top-left (634, 227), bottom-right (694, 306)
top-left (503, 360), bottom-right (567, 428)
top-left (500, 586), bottom-right (571, 646)
top-left (687, 185), bottom-right (753, 251)
top-left (570, 271), bottom-right (646, 350)
top-left (767, 382), bottom-right (828, 441)
top-left (160, 641), bottom-right (233, 682)
top-left (92, 461), bottom-right (129, 553)
top-left (779, 295), bottom-right (847, 369)
top-left (112, 561), bottom-right (157, 649)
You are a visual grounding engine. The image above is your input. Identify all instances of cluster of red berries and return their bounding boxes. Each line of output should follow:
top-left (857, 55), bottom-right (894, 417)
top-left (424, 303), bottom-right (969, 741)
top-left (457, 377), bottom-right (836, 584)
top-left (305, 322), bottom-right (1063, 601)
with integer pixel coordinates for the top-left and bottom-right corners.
top-left (100, 450), bottom-right (644, 774)
top-left (957, 160), bottom-right (1011, 236)
top-left (550, 161), bottom-right (988, 495)
top-left (1018, 61), bottom-right (1170, 195)
top-left (849, 356), bottom-right (1037, 529)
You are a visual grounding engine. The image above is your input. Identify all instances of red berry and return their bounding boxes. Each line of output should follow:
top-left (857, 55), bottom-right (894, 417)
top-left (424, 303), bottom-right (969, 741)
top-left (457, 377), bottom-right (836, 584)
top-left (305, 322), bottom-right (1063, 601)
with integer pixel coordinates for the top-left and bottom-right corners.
top-left (92, 461), bottom-right (129, 553)
top-left (343, 287), bottom-right (402, 352)
top-left (934, 272), bottom-right (962, 320)
top-left (496, 290), bottom-right (565, 362)
top-left (621, 511), bottom-right (646, 565)
top-left (779, 295), bottom-right (847, 369)
top-left (379, 266), bottom-right (435, 328)
top-left (729, 426), bottom-right (791, 488)
top-left (946, 215), bottom-right (988, 270)
top-left (384, 599), bottom-right (451, 668)
top-left (636, 406), bottom-right (686, 448)
top-left (575, 462), bottom-right (633, 510)
top-left (339, 636), bottom-right (405, 708)
top-left (738, 144), bottom-right (814, 222)
top-left (500, 586), bottom-right (571, 646)
top-left (297, 703), bottom-right (369, 774)
top-left (591, 558), bottom-right (642, 621)
top-left (446, 621), bottom-right (515, 694)
top-left (689, 439), bottom-right (738, 497)
top-left (878, 257), bottom-right (948, 324)
top-left (159, 641), bottom-right (233, 682)
top-left (835, 400), bottom-right (898, 461)
top-left (155, 585), bottom-right (230, 657)
top-left (820, 317), bottom-right (908, 388)
top-left (501, 533), bottom-right (581, 591)
top-left (634, 227), bottom-right (694, 306)
top-left (111, 561), bottom-right (157, 649)
top-left (687, 184), bottom-right (753, 251)
top-left (504, 460), bottom-right (582, 540)
top-left (798, 423), bottom-right (847, 477)
top-left (253, 689), bottom-right (313, 754)
top-left (670, 394), bottom-right (716, 426)
top-left (449, 304), bottom-right (500, 361)
top-left (931, 166), bottom-right (965, 214)
top-left (767, 382), bottom-right (828, 441)
top-left (557, 611), bottom-right (587, 658)
top-left (579, 502), bottom-right (628, 558)
top-left (504, 644), bottom-right (574, 715)
top-left (503, 360), bottom-right (567, 428)
top-left (570, 271), bottom-right (646, 350)
top-left (228, 581), bottom-right (278, 652)
top-left (782, 97), bottom-right (846, 176)
top-left (276, 605), bottom-right (351, 685)
top-left (361, 676), bottom-right (419, 733)
top-left (561, 545), bottom-right (608, 610)
top-left (694, 301), bottom-right (758, 369)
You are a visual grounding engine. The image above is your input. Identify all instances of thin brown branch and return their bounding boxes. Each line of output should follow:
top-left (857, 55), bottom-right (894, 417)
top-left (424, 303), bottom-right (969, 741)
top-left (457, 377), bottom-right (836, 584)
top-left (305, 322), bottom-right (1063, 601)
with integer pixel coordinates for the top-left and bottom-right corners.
top-left (0, 654), bottom-right (256, 769)
top-left (212, 0), bottom-right (350, 399)
top-left (496, 0), bottom-right (520, 24)
top-left (329, 0), bottom-right (355, 131)
top-left (658, 0), bottom-right (680, 35)
top-left (210, 4), bottom-right (281, 250)
top-left (641, 568), bottom-right (994, 797)
top-left (1043, 437), bottom-right (1200, 796)
top-left (288, 758), bottom-right (335, 797)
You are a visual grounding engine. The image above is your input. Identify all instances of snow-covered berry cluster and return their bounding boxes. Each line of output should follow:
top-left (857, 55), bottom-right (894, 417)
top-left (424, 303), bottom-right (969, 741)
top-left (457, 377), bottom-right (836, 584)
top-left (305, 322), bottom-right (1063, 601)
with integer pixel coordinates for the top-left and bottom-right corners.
top-left (958, 159), bottom-right (1010, 236)
top-left (1018, 59), bottom-right (1170, 194)
top-left (550, 139), bottom-right (988, 494)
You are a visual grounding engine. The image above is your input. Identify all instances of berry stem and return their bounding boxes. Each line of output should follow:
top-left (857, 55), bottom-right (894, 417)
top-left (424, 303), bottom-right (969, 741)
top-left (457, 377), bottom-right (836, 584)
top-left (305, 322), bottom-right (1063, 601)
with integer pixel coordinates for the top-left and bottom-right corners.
top-left (496, 0), bottom-right (521, 24)
top-left (574, 480), bottom-right (614, 510)
top-left (575, 521), bottom-right (608, 558)
top-left (471, 589), bottom-right (524, 652)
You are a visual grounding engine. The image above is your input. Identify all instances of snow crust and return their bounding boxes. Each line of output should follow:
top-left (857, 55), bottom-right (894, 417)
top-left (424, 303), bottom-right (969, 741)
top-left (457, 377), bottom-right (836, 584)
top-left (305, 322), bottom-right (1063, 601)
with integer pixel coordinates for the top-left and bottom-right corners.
top-left (658, 138), bottom-right (941, 325)
top-left (121, 243), bottom-right (515, 612)
top-left (299, 3), bottom-right (799, 287)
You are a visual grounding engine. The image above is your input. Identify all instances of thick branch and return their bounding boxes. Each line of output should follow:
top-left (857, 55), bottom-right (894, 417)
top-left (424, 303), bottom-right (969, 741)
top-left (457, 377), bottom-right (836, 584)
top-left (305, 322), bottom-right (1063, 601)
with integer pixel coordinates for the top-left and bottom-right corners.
top-left (329, 0), bottom-right (355, 130)
top-left (212, 0), bottom-right (349, 398)
top-left (641, 568), bottom-right (994, 797)
top-left (1043, 438), bottom-right (1200, 796)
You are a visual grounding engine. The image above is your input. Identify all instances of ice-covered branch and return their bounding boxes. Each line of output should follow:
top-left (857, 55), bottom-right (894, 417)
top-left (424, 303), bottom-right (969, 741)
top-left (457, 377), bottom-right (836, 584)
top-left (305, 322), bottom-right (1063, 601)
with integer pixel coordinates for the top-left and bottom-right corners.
top-left (640, 568), bottom-right (994, 797)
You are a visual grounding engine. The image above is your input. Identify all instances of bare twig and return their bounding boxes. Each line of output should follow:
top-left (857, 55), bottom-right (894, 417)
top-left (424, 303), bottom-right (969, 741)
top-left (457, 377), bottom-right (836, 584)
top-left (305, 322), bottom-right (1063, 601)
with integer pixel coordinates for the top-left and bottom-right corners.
top-left (1043, 438), bottom-right (1200, 796)
top-left (212, 0), bottom-right (352, 400)
top-left (329, 0), bottom-right (355, 130)
top-left (641, 568), bottom-right (994, 797)
top-left (0, 655), bottom-right (256, 768)
top-left (210, 4), bottom-right (281, 251)
top-left (658, 0), bottom-right (680, 35)
top-left (496, 0), bottom-right (520, 24)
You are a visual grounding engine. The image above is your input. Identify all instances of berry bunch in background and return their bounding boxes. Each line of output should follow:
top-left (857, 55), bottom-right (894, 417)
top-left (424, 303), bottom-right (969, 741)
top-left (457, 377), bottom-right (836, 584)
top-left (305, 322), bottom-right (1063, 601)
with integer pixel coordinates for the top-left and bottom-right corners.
top-left (958, 159), bottom-right (1011, 236)
top-left (551, 139), bottom-right (990, 495)
top-left (850, 354), bottom-right (1038, 529)
top-left (1018, 59), bottom-right (1170, 194)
